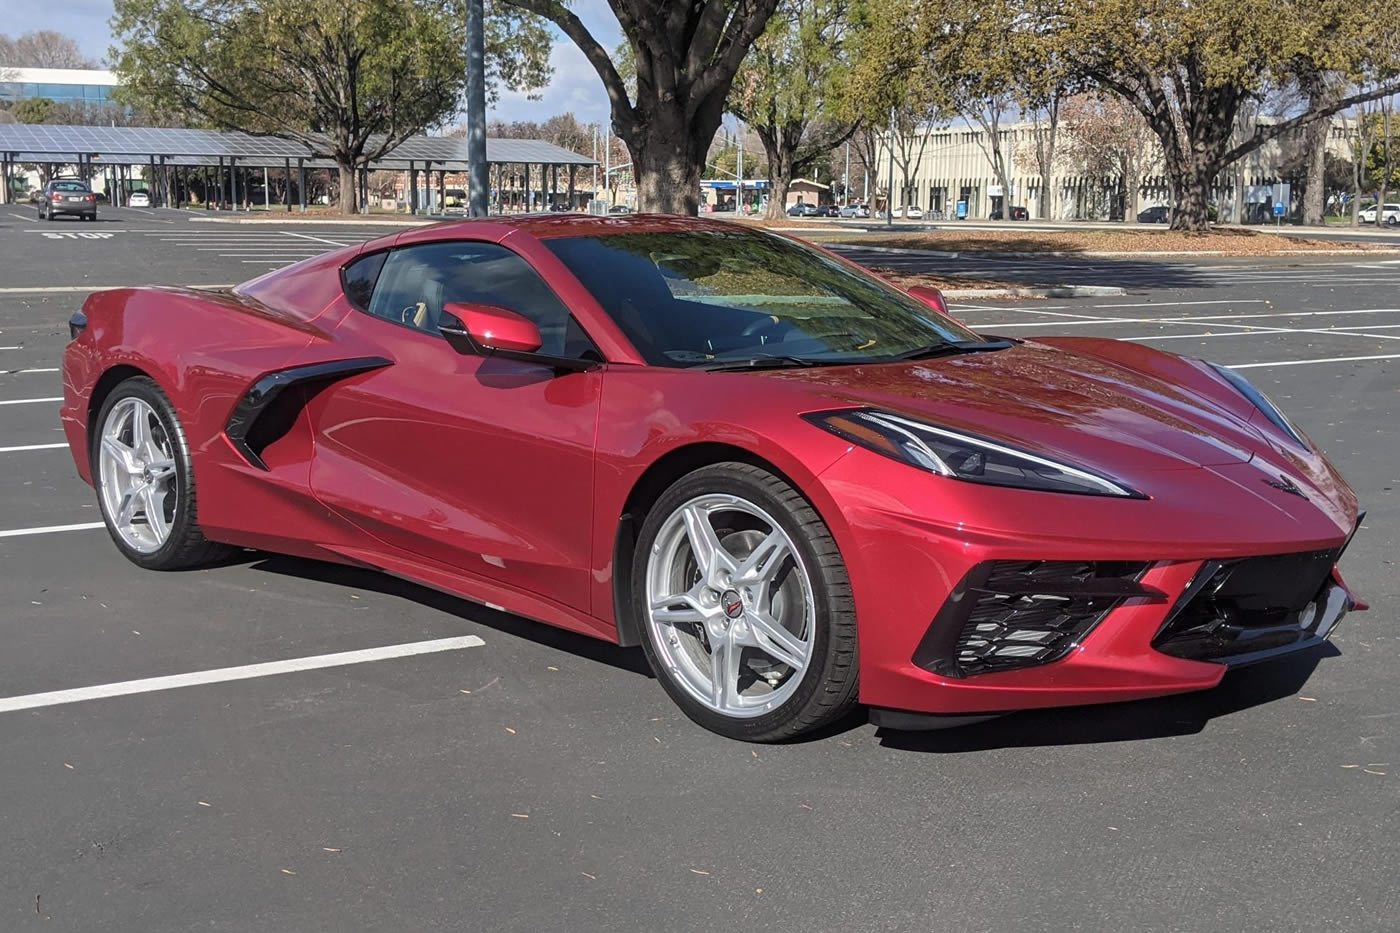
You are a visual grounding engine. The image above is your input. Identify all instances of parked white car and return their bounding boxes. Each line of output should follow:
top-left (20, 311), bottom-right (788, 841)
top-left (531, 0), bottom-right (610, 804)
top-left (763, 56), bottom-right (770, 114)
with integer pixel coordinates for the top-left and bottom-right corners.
top-left (903, 205), bottom-right (924, 220)
top-left (1359, 203), bottom-right (1400, 225)
top-left (128, 191), bottom-right (151, 208)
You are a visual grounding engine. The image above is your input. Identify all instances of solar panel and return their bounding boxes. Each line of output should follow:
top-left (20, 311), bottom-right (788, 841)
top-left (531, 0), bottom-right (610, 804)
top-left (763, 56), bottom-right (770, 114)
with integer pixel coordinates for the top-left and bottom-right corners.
top-left (0, 125), bottom-right (597, 168)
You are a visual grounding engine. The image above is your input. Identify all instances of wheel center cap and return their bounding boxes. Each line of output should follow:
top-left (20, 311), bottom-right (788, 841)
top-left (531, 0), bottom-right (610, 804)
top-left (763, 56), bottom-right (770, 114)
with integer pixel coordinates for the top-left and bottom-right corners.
top-left (721, 589), bottom-right (744, 619)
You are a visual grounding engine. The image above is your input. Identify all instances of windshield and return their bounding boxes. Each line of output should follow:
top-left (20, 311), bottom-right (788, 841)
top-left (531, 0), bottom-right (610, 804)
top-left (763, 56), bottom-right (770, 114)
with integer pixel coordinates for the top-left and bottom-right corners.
top-left (543, 229), bottom-right (982, 367)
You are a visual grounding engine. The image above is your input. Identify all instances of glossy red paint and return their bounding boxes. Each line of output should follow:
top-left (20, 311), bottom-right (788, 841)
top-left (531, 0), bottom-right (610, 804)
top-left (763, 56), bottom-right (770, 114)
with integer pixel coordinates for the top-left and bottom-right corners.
top-left (61, 214), bottom-right (1365, 720)
top-left (446, 301), bottom-right (543, 352)
top-left (906, 284), bottom-right (950, 318)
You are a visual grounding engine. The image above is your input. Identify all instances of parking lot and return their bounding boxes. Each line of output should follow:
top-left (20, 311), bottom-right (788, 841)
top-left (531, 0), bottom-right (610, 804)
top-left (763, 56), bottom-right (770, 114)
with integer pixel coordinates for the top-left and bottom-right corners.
top-left (1, 208), bottom-right (1397, 932)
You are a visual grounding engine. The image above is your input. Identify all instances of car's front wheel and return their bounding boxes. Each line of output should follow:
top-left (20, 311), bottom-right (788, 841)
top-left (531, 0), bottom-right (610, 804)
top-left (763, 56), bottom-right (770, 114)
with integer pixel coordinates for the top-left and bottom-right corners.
top-left (91, 376), bottom-right (227, 570)
top-left (632, 462), bottom-right (859, 742)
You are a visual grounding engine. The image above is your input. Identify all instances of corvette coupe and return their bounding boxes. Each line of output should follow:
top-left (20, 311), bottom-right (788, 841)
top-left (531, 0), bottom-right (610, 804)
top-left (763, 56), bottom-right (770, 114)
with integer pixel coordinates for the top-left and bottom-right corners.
top-left (61, 214), bottom-right (1365, 741)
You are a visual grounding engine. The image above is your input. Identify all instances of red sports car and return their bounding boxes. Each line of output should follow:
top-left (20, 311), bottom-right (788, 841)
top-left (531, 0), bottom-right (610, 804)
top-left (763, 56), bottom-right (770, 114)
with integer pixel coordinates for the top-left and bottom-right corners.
top-left (60, 214), bottom-right (1365, 741)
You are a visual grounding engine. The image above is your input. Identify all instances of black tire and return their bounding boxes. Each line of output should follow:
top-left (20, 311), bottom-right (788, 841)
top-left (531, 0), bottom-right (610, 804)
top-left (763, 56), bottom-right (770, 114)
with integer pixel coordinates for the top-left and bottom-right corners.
top-left (631, 462), bottom-right (859, 742)
top-left (90, 376), bottom-right (228, 570)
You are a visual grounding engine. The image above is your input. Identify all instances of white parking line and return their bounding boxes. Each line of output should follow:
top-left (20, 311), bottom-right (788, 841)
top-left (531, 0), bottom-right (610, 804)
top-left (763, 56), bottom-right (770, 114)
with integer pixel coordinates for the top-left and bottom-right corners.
top-left (0, 635), bottom-right (486, 714)
top-left (0, 443), bottom-right (68, 452)
top-left (0, 396), bottom-right (62, 405)
top-left (283, 231), bottom-right (351, 247)
top-left (0, 521), bottom-right (103, 538)
top-left (7, 211), bottom-right (36, 222)
top-left (1, 367), bottom-right (59, 374)
top-left (1229, 353), bottom-right (1400, 370)
top-left (1090, 299), bottom-right (1272, 309)
top-left (0, 285), bottom-right (234, 294)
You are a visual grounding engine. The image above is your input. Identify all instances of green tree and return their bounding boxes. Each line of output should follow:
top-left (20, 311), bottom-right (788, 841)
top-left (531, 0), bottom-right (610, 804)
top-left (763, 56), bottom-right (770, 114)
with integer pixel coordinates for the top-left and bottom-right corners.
top-left (1053, 0), bottom-right (1400, 231)
top-left (11, 96), bottom-right (55, 124)
top-left (729, 0), bottom-right (860, 218)
top-left (110, 0), bottom-right (552, 212)
top-left (500, 0), bottom-right (784, 215)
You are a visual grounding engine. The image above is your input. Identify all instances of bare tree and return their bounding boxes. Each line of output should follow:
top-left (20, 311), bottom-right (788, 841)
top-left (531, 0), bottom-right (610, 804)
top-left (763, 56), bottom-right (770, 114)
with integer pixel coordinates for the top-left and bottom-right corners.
top-left (0, 31), bottom-right (99, 69)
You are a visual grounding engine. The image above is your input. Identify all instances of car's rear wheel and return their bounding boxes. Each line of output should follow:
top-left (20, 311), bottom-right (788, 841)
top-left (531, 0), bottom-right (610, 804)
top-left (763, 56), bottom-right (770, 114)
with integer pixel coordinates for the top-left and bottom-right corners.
top-left (92, 377), bottom-right (226, 570)
top-left (632, 463), bottom-right (858, 742)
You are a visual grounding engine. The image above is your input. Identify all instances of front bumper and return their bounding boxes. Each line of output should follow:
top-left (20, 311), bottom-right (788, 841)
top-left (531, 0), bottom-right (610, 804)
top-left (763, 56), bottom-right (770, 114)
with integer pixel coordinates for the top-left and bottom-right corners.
top-left (819, 449), bottom-right (1364, 717)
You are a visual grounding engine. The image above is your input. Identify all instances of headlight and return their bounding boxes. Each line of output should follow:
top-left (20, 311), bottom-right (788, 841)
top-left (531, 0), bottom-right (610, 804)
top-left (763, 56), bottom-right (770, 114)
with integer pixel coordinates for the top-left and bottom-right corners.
top-left (1207, 363), bottom-right (1309, 450)
top-left (806, 409), bottom-right (1143, 498)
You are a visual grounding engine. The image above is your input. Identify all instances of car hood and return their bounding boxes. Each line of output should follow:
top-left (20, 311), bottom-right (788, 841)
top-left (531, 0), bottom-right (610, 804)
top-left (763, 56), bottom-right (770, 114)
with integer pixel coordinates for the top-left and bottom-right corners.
top-left (767, 340), bottom-right (1273, 478)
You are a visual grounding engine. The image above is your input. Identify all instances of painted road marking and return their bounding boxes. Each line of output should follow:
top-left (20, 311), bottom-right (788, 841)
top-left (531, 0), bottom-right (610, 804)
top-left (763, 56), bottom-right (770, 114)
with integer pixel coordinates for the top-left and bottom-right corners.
top-left (0, 521), bottom-right (103, 538)
top-left (0, 396), bottom-right (62, 405)
top-left (0, 443), bottom-right (68, 453)
top-left (0, 636), bottom-right (486, 714)
top-left (0, 286), bottom-right (234, 294)
top-left (1229, 353), bottom-right (1400, 370)
top-left (283, 230), bottom-right (350, 247)
top-left (40, 231), bottom-right (115, 240)
top-left (1, 367), bottom-right (59, 374)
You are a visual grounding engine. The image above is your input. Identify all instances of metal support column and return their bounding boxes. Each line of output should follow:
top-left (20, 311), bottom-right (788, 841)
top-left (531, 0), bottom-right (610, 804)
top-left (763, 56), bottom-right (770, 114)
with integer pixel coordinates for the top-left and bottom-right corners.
top-left (524, 163), bottom-right (530, 211)
top-left (297, 158), bottom-right (306, 212)
top-left (568, 165), bottom-right (575, 210)
top-left (409, 161), bottom-right (418, 215)
top-left (438, 170), bottom-right (445, 212)
top-left (551, 164), bottom-right (558, 209)
top-left (284, 158), bottom-right (292, 211)
top-left (230, 157), bottom-right (238, 211)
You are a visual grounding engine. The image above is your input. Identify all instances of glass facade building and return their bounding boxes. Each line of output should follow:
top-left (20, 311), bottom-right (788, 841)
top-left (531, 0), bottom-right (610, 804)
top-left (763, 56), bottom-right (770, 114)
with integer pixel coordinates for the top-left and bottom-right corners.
top-left (0, 68), bottom-right (120, 106)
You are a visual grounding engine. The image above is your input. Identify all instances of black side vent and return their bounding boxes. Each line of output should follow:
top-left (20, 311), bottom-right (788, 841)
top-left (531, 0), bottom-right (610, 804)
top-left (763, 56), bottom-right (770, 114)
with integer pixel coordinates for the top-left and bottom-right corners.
top-left (226, 357), bottom-right (392, 470)
top-left (915, 560), bottom-right (1159, 678)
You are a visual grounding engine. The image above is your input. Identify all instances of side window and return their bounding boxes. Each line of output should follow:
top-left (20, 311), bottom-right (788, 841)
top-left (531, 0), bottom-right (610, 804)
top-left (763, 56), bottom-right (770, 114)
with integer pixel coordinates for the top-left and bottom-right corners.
top-left (341, 251), bottom-right (387, 312)
top-left (364, 241), bottom-right (594, 358)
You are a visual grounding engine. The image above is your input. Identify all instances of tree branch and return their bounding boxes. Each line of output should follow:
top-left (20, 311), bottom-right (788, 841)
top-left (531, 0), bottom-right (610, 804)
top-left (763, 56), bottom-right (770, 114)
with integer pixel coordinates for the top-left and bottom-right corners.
top-left (1218, 80), bottom-right (1400, 169)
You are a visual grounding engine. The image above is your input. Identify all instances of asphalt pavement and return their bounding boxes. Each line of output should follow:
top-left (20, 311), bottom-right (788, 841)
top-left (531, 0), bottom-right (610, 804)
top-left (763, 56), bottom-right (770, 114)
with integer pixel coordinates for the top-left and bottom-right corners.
top-left (1, 207), bottom-right (1397, 932)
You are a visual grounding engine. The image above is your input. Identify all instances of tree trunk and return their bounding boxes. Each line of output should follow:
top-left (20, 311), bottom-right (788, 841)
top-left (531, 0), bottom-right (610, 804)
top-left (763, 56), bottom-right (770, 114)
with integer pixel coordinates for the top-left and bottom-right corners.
top-left (630, 142), bottom-right (702, 215)
top-left (764, 144), bottom-right (794, 220)
top-left (337, 161), bottom-right (358, 213)
top-left (1169, 164), bottom-right (1213, 232)
top-left (1378, 100), bottom-right (1393, 229)
top-left (1302, 119), bottom-right (1328, 226)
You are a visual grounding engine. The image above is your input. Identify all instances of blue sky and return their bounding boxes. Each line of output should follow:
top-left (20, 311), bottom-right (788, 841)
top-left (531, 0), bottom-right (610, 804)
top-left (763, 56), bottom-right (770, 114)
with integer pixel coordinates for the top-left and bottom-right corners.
top-left (0, 0), bottom-right (621, 124)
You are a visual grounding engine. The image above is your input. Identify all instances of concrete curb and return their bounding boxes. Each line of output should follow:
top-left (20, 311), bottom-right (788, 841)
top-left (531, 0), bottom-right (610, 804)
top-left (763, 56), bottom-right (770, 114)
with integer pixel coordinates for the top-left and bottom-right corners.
top-left (830, 242), bottom-right (1400, 260)
top-left (941, 285), bottom-right (1127, 299)
top-left (187, 215), bottom-right (432, 226)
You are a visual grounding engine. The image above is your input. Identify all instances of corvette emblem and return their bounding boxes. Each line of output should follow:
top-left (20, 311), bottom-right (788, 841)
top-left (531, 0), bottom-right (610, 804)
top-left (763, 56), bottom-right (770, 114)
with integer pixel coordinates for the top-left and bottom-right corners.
top-left (1264, 474), bottom-right (1307, 499)
top-left (721, 589), bottom-right (744, 618)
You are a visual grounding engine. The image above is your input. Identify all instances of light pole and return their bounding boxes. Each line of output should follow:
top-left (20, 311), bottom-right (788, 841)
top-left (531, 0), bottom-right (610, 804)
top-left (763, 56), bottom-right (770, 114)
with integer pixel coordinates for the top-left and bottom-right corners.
top-left (843, 141), bottom-right (849, 206)
top-left (737, 124), bottom-right (745, 214)
top-left (465, 0), bottom-right (489, 217)
top-left (886, 106), bottom-right (895, 227)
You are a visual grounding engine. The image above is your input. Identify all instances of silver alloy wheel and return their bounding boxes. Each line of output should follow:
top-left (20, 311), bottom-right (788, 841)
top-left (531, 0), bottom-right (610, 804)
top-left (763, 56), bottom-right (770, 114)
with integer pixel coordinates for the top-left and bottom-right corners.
top-left (645, 494), bottom-right (815, 718)
top-left (97, 396), bottom-right (178, 554)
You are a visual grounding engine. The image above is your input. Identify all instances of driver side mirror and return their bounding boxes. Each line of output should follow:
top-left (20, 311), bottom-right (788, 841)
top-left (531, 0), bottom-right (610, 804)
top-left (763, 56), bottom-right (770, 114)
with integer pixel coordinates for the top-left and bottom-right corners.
top-left (906, 285), bottom-right (952, 318)
top-left (439, 301), bottom-right (598, 373)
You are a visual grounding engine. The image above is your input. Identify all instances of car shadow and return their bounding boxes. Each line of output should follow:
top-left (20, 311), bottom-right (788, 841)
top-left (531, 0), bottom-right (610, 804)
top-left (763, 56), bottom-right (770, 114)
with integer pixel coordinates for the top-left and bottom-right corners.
top-left (873, 644), bottom-right (1339, 753)
top-left (243, 552), bottom-right (654, 678)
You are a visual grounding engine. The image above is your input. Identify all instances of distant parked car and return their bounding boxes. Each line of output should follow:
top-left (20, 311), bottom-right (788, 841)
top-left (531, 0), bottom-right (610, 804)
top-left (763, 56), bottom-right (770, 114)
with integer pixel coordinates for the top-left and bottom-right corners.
top-left (128, 191), bottom-right (151, 208)
top-left (787, 202), bottom-right (819, 217)
top-left (1359, 203), bottom-right (1400, 225)
top-left (1137, 205), bottom-right (1170, 224)
top-left (813, 204), bottom-right (840, 217)
top-left (608, 204), bottom-right (632, 214)
top-left (1008, 205), bottom-right (1029, 221)
top-left (903, 205), bottom-right (923, 219)
top-left (713, 200), bottom-right (735, 212)
top-left (838, 202), bottom-right (870, 218)
top-left (38, 178), bottom-right (97, 221)
top-left (443, 188), bottom-right (466, 209)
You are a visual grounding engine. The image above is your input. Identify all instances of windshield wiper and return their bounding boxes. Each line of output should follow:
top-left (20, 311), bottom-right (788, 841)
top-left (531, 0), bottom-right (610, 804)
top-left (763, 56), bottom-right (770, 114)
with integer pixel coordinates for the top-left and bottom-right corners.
top-left (892, 339), bottom-right (1015, 361)
top-left (699, 354), bottom-right (823, 372)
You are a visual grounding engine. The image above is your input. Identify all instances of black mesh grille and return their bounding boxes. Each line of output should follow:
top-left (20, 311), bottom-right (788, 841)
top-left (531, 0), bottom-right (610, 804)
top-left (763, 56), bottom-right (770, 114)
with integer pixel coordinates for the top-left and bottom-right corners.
top-left (1153, 548), bottom-right (1340, 662)
top-left (914, 560), bottom-right (1156, 678)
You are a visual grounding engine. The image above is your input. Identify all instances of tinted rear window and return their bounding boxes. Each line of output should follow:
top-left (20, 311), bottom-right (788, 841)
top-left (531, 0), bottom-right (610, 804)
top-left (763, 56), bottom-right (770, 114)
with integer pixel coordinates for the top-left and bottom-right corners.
top-left (52, 181), bottom-right (89, 192)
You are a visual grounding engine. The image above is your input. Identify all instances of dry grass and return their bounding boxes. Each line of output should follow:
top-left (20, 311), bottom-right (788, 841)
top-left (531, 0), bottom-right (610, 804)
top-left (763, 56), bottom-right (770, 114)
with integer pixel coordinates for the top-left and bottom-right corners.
top-left (806, 227), bottom-right (1391, 255)
top-left (869, 268), bottom-right (1033, 292)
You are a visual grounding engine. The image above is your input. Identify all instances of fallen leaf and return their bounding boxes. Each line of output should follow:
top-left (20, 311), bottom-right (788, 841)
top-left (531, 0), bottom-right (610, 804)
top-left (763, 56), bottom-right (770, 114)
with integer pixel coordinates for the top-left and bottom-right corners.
top-left (590, 794), bottom-right (602, 800)
top-left (1108, 826), bottom-right (1119, 831)
top-left (63, 763), bottom-right (74, 770)
top-left (756, 888), bottom-right (763, 895)
top-left (1341, 764), bottom-right (1360, 768)
top-left (460, 689), bottom-right (471, 694)
top-left (688, 869), bottom-right (710, 876)
top-left (1363, 769), bottom-right (1387, 776)
top-left (1297, 696), bottom-right (1317, 702)
top-left (505, 727), bottom-right (517, 735)
top-left (799, 803), bottom-right (812, 810)
top-left (547, 666), bottom-right (559, 671)
top-left (131, 630), bottom-right (140, 635)
top-left (349, 595), bottom-right (360, 600)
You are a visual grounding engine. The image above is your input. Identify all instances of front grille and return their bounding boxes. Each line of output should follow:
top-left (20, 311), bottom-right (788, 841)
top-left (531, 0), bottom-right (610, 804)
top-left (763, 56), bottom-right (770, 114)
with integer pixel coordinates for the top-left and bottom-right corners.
top-left (1153, 548), bottom-right (1341, 662)
top-left (915, 560), bottom-right (1157, 678)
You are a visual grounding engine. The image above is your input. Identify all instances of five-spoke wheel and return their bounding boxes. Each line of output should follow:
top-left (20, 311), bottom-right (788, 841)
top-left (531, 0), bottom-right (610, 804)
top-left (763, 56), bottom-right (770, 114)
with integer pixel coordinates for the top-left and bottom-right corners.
top-left (634, 463), bottom-right (858, 741)
top-left (91, 376), bottom-right (225, 569)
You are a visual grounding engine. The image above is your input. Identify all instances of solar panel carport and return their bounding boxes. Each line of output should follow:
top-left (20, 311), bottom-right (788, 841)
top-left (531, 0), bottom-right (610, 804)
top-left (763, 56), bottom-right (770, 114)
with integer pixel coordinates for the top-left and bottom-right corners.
top-left (0, 124), bottom-right (597, 213)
